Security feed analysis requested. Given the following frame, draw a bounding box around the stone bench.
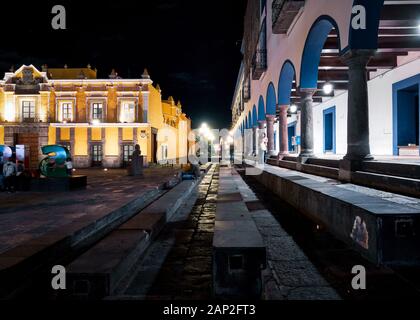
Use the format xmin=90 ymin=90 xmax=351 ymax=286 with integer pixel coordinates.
xmin=65 ymin=180 xmax=197 ymax=299
xmin=251 ymin=165 xmax=420 ymax=266
xmin=213 ymin=168 xmax=267 ymax=299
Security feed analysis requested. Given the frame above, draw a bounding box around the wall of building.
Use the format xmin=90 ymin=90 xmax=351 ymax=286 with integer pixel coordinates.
xmin=309 ymin=57 xmax=420 ymax=156
xmin=233 ymin=0 xmax=354 ymax=134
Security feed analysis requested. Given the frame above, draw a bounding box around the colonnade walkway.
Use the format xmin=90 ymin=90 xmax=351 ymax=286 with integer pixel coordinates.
xmin=244 ymin=159 xmax=420 ymax=267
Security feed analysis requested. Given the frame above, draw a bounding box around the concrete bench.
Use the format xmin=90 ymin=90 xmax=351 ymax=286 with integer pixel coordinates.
xmin=213 ymin=169 xmax=267 ymax=299
xmin=66 ymin=180 xmax=196 ymax=299
xmin=251 ymin=165 xmax=420 ymax=266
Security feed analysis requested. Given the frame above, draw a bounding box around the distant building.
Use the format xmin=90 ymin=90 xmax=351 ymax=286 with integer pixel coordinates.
xmin=0 ymin=64 xmax=191 ymax=168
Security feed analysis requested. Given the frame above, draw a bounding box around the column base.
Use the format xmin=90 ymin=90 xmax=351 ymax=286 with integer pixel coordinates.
xmin=298 ymin=153 xmax=315 ymax=164
xmin=339 ymin=154 xmax=374 ymax=182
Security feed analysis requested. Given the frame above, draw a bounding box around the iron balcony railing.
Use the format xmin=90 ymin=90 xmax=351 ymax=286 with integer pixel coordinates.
xmin=242 ymin=75 xmax=251 ymax=102
xmin=272 ymin=0 xmax=305 ymax=34
xmin=252 ymin=49 xmax=267 ymax=80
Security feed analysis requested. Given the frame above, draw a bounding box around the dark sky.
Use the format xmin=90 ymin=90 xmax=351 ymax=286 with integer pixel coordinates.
xmin=0 ymin=0 xmax=247 ymax=129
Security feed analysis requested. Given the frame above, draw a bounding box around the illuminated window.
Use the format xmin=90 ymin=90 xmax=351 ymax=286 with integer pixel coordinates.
xmin=92 ymin=103 xmax=103 ymax=120
xmin=121 ymin=102 xmax=135 ymax=123
xmin=92 ymin=144 xmax=103 ymax=164
xmin=62 ymin=103 xmax=72 ymax=122
xmin=123 ymin=145 xmax=134 ymax=162
xmin=22 ymin=101 xmax=35 ymax=120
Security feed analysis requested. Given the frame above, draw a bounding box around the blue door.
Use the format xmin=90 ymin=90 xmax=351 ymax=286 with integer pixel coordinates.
xmin=323 ymin=107 xmax=336 ymax=154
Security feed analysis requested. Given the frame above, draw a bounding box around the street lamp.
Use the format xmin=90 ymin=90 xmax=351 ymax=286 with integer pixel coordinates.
xmin=289 ymin=104 xmax=298 ymax=114
xmin=323 ymin=82 xmax=334 ymax=95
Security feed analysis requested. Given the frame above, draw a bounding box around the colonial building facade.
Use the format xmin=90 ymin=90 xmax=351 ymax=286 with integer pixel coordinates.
xmin=0 ymin=65 xmax=191 ymax=169
xmin=231 ymin=0 xmax=420 ymax=169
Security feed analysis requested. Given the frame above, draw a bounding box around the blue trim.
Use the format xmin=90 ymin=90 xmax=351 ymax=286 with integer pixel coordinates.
xmin=278 ymin=60 xmax=296 ymax=105
xmin=258 ymin=96 xmax=265 ymax=121
xmin=248 ymin=111 xmax=252 ymax=129
xmin=252 ymin=105 xmax=258 ymax=127
xmin=323 ymin=106 xmax=336 ymax=154
xmin=300 ymin=16 xmax=341 ymax=89
xmin=392 ymin=74 xmax=420 ymax=155
xmin=266 ymin=83 xmax=277 ymax=116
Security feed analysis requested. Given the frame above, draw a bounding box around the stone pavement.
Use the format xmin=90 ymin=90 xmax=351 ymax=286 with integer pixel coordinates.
xmin=0 ymin=167 xmax=180 ymax=255
xmin=115 ymin=165 xmax=218 ymax=300
xmin=224 ymin=166 xmax=341 ymax=300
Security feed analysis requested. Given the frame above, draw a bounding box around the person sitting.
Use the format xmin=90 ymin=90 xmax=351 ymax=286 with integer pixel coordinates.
xmin=3 ymin=157 xmax=16 ymax=193
xmin=65 ymin=158 xmax=73 ymax=176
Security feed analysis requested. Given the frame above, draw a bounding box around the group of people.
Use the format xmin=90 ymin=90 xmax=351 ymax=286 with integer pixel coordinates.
xmin=0 ymin=158 xmax=25 ymax=193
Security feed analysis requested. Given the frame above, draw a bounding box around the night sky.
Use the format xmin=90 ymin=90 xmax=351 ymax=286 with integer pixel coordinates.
xmin=0 ymin=0 xmax=247 ymax=129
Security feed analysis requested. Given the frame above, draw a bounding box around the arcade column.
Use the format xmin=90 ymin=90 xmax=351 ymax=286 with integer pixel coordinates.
xmin=278 ymin=105 xmax=289 ymax=157
xmin=298 ymin=89 xmax=317 ymax=161
xmin=339 ymin=49 xmax=375 ymax=181
xmin=266 ymin=115 xmax=276 ymax=156
xmin=252 ymin=125 xmax=258 ymax=155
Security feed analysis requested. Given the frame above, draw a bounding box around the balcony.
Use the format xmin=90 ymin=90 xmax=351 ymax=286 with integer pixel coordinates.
xmin=252 ymin=49 xmax=267 ymax=80
xmin=272 ymin=0 xmax=305 ymax=34
xmin=243 ymin=75 xmax=251 ymax=102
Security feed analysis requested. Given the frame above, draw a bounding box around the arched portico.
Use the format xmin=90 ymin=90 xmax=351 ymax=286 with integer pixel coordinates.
xmin=278 ymin=61 xmax=296 ymax=156
xmin=299 ymin=16 xmax=342 ymax=160
xmin=265 ymin=84 xmax=277 ymax=156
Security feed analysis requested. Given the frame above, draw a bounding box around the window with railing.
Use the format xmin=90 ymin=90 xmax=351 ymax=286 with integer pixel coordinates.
xmin=120 ymin=102 xmax=136 ymax=123
xmin=243 ymin=73 xmax=251 ymax=102
xmin=62 ymin=103 xmax=73 ymax=122
xmin=92 ymin=103 xmax=103 ymax=120
xmin=22 ymin=101 xmax=35 ymax=121
xmin=252 ymin=18 xmax=267 ymax=80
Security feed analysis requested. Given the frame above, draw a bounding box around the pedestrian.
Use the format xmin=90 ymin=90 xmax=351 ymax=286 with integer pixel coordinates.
xmin=65 ymin=157 xmax=73 ymax=176
xmin=259 ymin=133 xmax=268 ymax=164
xmin=3 ymin=157 xmax=17 ymax=193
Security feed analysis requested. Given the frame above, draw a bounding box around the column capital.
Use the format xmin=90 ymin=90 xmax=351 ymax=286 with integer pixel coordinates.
xmin=340 ymin=49 xmax=375 ymax=68
xmin=266 ymin=114 xmax=276 ymax=122
xmin=299 ymin=88 xmax=317 ymax=98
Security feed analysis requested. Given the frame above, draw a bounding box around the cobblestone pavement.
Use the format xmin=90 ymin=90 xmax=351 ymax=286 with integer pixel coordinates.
xmin=117 ymin=165 xmax=218 ymax=300
xmin=0 ymin=167 xmax=180 ymax=254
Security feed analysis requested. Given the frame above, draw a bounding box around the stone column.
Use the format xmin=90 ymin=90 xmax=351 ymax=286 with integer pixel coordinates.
xmin=342 ymin=49 xmax=374 ymax=162
xmin=278 ymin=105 xmax=289 ymax=157
xmin=339 ymin=49 xmax=375 ymax=181
xmin=299 ymin=89 xmax=317 ymax=161
xmin=252 ymin=125 xmax=258 ymax=155
xmin=266 ymin=115 xmax=276 ymax=156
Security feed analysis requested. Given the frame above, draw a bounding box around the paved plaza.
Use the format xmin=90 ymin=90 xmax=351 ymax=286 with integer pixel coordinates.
xmin=0 ymin=167 xmax=180 ymax=255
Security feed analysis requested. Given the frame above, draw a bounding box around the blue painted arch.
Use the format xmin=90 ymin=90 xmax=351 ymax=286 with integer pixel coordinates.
xmin=258 ymin=96 xmax=265 ymax=121
xmin=266 ymin=84 xmax=277 ymax=116
xmin=248 ymin=111 xmax=252 ymax=129
xmin=300 ymin=16 xmax=341 ymax=89
xmin=278 ymin=60 xmax=296 ymax=106
xmin=252 ymin=105 xmax=258 ymax=127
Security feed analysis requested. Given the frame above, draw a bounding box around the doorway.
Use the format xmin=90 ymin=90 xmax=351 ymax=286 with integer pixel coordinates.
xmin=393 ymin=77 xmax=420 ymax=156
xmin=288 ymin=122 xmax=296 ymax=153
xmin=91 ymin=144 xmax=103 ymax=167
xmin=323 ymin=106 xmax=336 ymax=154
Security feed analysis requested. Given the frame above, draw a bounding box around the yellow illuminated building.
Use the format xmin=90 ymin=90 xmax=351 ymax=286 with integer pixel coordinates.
xmin=0 ymin=65 xmax=192 ymax=168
